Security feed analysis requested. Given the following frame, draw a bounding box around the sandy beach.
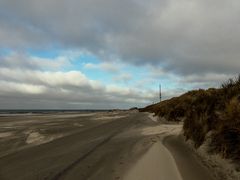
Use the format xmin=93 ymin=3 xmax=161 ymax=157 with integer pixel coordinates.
xmin=0 ymin=111 xmax=215 ymax=180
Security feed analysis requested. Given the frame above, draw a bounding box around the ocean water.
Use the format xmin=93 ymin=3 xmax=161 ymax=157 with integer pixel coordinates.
xmin=0 ymin=109 xmax=111 ymax=115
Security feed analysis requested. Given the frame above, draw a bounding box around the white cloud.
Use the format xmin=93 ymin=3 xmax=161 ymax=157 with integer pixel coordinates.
xmin=0 ymin=81 xmax=47 ymax=95
xmin=0 ymin=54 xmax=158 ymax=108
xmin=113 ymin=73 xmax=132 ymax=83
xmin=31 ymin=56 xmax=71 ymax=69
xmin=0 ymin=67 xmax=102 ymax=91
xmin=84 ymin=62 xmax=120 ymax=73
xmin=0 ymin=52 xmax=72 ymax=70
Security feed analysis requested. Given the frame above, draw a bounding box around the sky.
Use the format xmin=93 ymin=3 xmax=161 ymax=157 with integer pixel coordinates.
xmin=0 ymin=0 xmax=239 ymax=109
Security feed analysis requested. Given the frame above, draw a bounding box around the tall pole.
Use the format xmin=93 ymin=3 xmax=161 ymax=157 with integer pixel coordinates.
xmin=159 ymin=84 xmax=162 ymax=102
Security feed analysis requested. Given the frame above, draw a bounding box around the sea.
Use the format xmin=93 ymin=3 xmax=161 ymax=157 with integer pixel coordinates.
xmin=0 ymin=109 xmax=112 ymax=115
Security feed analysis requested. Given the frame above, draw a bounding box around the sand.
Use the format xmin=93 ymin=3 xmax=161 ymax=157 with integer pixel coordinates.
xmin=147 ymin=113 xmax=159 ymax=122
xmin=0 ymin=111 xmax=216 ymax=180
xmin=0 ymin=132 xmax=13 ymax=138
xmin=122 ymin=113 xmax=214 ymax=180
xmin=123 ymin=142 xmax=182 ymax=180
xmin=93 ymin=115 xmax=128 ymax=120
xmin=163 ymin=135 xmax=215 ymax=180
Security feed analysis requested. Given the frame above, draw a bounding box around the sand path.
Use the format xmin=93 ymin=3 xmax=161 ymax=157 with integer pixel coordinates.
xmin=123 ymin=141 xmax=182 ymax=180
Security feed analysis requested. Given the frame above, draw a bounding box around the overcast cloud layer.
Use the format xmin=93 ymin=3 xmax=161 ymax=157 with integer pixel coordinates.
xmin=0 ymin=0 xmax=239 ymax=109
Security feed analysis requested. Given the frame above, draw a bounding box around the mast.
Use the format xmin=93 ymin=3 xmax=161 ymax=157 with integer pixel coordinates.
xmin=159 ymin=84 xmax=162 ymax=102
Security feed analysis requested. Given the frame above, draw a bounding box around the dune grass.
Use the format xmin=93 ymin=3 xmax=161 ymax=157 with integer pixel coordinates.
xmin=141 ymin=75 xmax=240 ymax=160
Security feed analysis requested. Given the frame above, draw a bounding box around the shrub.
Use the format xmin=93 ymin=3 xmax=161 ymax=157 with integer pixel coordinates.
xmin=211 ymin=96 xmax=240 ymax=159
xmin=211 ymin=127 xmax=240 ymax=160
xmin=142 ymin=75 xmax=240 ymax=160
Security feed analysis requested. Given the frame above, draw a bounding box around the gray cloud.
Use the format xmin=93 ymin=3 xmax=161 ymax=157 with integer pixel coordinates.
xmin=1 ymin=0 xmax=239 ymax=75
xmin=0 ymin=0 xmax=239 ymax=109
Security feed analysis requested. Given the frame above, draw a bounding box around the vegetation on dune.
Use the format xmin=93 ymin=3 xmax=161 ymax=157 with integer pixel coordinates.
xmin=141 ymin=75 xmax=240 ymax=160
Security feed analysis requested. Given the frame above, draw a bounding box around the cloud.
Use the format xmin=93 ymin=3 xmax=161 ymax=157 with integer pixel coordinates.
xmin=0 ymin=0 xmax=239 ymax=76
xmin=0 ymin=0 xmax=239 ymax=108
xmin=84 ymin=61 xmax=133 ymax=84
xmin=177 ymin=73 xmax=235 ymax=89
xmin=0 ymin=81 xmax=47 ymax=95
xmin=0 ymin=52 xmax=71 ymax=70
xmin=84 ymin=62 xmax=120 ymax=73
xmin=0 ymin=66 xmax=104 ymax=93
xmin=0 ymin=54 xmax=157 ymax=109
xmin=113 ymin=73 xmax=132 ymax=83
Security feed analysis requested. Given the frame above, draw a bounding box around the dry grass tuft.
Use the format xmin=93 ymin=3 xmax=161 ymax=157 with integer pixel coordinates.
xmin=141 ymin=75 xmax=240 ymax=160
